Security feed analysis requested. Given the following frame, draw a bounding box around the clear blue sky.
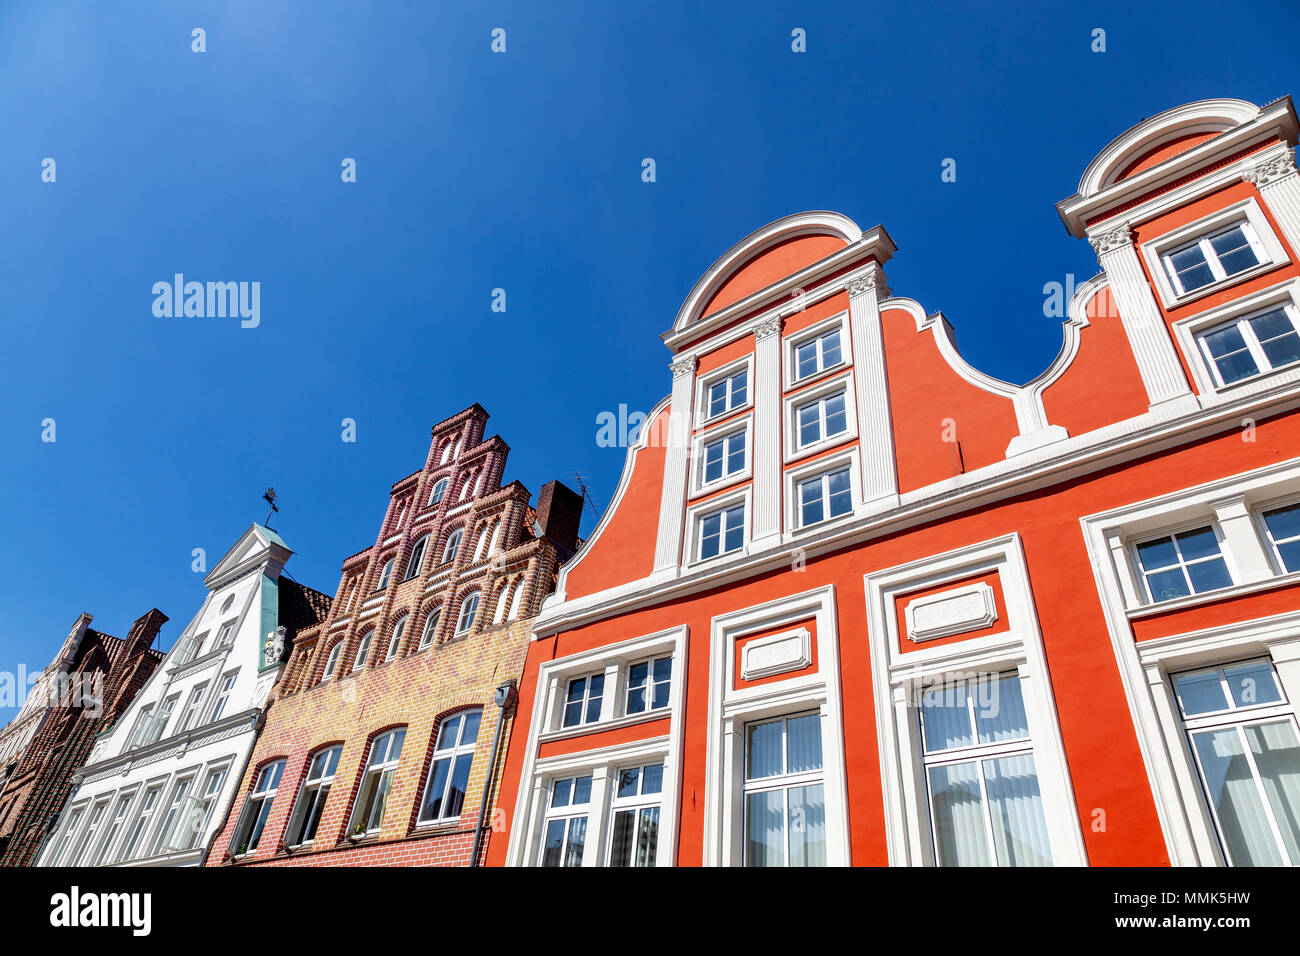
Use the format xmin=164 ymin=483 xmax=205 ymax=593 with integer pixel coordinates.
xmin=1 ymin=0 xmax=1296 ymax=721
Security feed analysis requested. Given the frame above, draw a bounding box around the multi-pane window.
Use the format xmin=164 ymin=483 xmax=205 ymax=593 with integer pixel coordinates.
xmin=140 ymin=694 xmax=179 ymax=747
xmin=625 ymin=657 xmax=671 ymax=715
xmin=702 ymin=430 xmax=746 ymax=484
xmin=352 ymin=632 xmax=372 ymax=671
xmin=1174 ymin=659 xmax=1300 ymax=866
xmin=429 ymin=478 xmax=449 ymax=505
xmin=455 ymin=592 xmax=480 ymax=635
xmin=563 ymin=674 xmax=605 ymax=728
xmin=127 ymin=705 xmax=155 ymax=749
xmin=1262 ymin=503 xmax=1300 ymax=573
xmin=377 ymin=559 xmax=395 ymax=590
xmin=419 ymin=608 xmax=441 ymax=649
xmin=385 ymin=616 xmax=407 ymax=661
xmin=794 ymin=328 xmax=843 ymax=381
xmin=1162 ymin=221 xmax=1264 ymax=295
xmin=699 ymin=503 xmax=745 ymax=560
xmin=176 ymin=683 xmax=208 ymax=734
xmin=539 ymin=775 xmax=592 ymax=867
xmin=234 ymin=760 xmax=286 ymax=854
xmin=920 ymin=671 xmax=1052 ymax=866
xmin=285 ymin=746 xmax=342 ymax=847
xmin=175 ymin=630 xmax=208 ymax=665
xmin=443 ymin=529 xmax=463 ymax=564
xmin=351 ymin=729 xmax=406 ymax=835
xmin=92 ymin=792 xmax=135 ymax=866
xmin=49 ymin=806 xmax=85 ymax=865
xmin=795 ymin=391 xmax=847 ymax=449
xmin=171 ymin=768 xmax=227 ymax=852
xmin=608 ymin=763 xmax=663 ymax=867
xmin=213 ymin=619 xmax=237 ymax=649
xmin=744 ymin=712 xmax=825 ymax=867
xmin=1135 ymin=526 xmax=1233 ymax=603
xmin=1197 ymin=304 xmax=1300 ymax=386
xmin=210 ymin=673 xmax=237 ymax=720
xmin=797 ymin=466 xmax=852 ymax=527
xmin=67 ymin=799 xmax=109 ymax=866
xmin=119 ymin=784 xmax=162 ymax=861
xmin=706 ymin=368 xmax=749 ymax=419
xmin=149 ymin=776 xmax=194 ymax=857
xmin=321 ymin=642 xmax=343 ymax=682
xmin=418 ymin=709 xmax=482 ymax=824
xmin=405 ymin=536 xmax=429 ymax=580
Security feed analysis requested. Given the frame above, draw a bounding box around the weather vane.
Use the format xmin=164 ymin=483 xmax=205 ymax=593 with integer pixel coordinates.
xmin=263 ymin=488 xmax=279 ymax=528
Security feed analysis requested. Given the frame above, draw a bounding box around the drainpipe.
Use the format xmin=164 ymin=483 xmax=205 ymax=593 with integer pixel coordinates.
xmin=471 ymin=680 xmax=516 ymax=867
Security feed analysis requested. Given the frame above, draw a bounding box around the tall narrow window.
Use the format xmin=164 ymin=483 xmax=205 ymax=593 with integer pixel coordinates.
xmin=350 ymin=729 xmax=406 ymax=835
xmin=176 ymin=683 xmax=208 ymax=734
xmin=385 ymin=616 xmax=407 ymax=661
xmin=1174 ymin=659 xmax=1300 ymax=866
xmin=1135 ymin=526 xmax=1233 ymax=603
xmin=797 ymin=466 xmax=852 ymax=527
xmin=210 ymin=673 xmax=237 ymax=719
xmin=142 ymin=694 xmax=180 ymax=746
xmin=171 ymin=767 xmax=227 ymax=852
xmin=455 ymin=592 xmax=480 ymax=635
xmin=795 ymin=391 xmax=847 ymax=449
xmin=67 ymin=799 xmax=109 ymax=866
xmin=176 ymin=630 xmax=208 ymax=666
xmin=609 ymin=763 xmax=663 ymax=867
xmin=377 ymin=559 xmax=395 ymax=590
xmin=743 ymin=712 xmax=826 ymax=867
xmin=321 ymin=642 xmax=343 ymax=682
xmin=793 ymin=328 xmax=843 ymax=381
xmin=419 ymin=608 xmax=442 ymax=649
xmin=127 ymin=705 xmax=156 ymax=750
xmin=430 ymin=478 xmax=449 ymax=504
xmin=49 ymin=806 xmax=85 ymax=865
xmin=706 ymin=368 xmax=748 ymax=419
xmin=149 ymin=776 xmax=194 ymax=857
xmin=539 ymin=775 xmax=591 ymax=867
xmin=233 ymin=760 xmax=286 ymax=855
xmin=405 ymin=536 xmax=429 ymax=580
xmin=213 ymin=619 xmax=237 ymax=649
xmin=698 ymin=503 xmax=745 ymax=560
xmin=443 ymin=529 xmax=463 ymax=564
xmin=920 ymin=671 xmax=1052 ymax=867
xmin=563 ymin=673 xmax=604 ymax=728
xmin=625 ymin=657 xmax=671 ymax=715
xmin=93 ymin=792 xmax=135 ymax=866
xmin=352 ymin=632 xmax=372 ymax=671
xmin=119 ymin=784 xmax=162 ymax=861
xmin=285 ymin=746 xmax=342 ymax=847
xmin=418 ymin=709 xmax=482 ymax=825
xmin=1262 ymin=503 xmax=1300 ymax=573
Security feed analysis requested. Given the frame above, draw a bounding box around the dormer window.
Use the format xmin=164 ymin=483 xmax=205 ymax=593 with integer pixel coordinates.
xmin=430 ymin=478 xmax=449 ymax=505
xmin=1196 ymin=303 xmax=1300 ymax=387
xmin=1163 ymin=221 xmax=1263 ymax=295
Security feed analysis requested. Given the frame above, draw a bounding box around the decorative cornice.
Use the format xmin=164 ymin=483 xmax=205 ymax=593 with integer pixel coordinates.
xmin=1089 ymin=222 xmax=1134 ymax=256
xmin=670 ymin=355 xmax=698 ymax=379
xmin=1245 ymin=152 xmax=1298 ymax=187
xmin=753 ymin=316 xmax=783 ymax=342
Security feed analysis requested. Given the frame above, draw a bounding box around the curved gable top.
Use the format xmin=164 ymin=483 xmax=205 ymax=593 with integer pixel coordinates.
xmin=1077 ymin=98 xmax=1262 ymax=197
xmin=671 ymin=211 xmax=866 ymax=336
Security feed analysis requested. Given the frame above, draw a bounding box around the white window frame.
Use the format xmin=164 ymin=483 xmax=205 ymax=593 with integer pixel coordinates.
xmin=376 ymin=558 xmax=395 ymax=590
xmin=405 ymin=535 xmax=429 ymax=580
xmin=685 ymin=487 xmax=751 ymax=567
xmin=285 ymin=745 xmax=342 ymax=848
xmin=561 ymin=672 xmax=606 ymax=729
xmin=536 ymin=773 xmax=594 ymax=867
xmin=694 ymin=354 xmax=754 ymax=427
xmin=119 ymin=781 xmax=165 ymax=862
xmin=624 ymin=656 xmax=672 ymax=717
xmin=1130 ymin=522 xmax=1237 ymax=605
xmin=321 ymin=641 xmax=343 ymax=682
xmin=782 ymin=369 xmax=859 ymax=462
xmin=349 ymin=729 xmax=406 ymax=836
xmin=783 ymin=312 xmax=851 ymax=389
xmin=454 ymin=591 xmax=481 ymax=636
xmin=1142 ymin=198 xmax=1289 ymax=308
xmin=443 ymin=528 xmax=463 ymax=565
xmin=385 ymin=615 xmax=407 ymax=661
xmin=1195 ymin=301 xmax=1300 ymax=388
xmin=233 ymin=759 xmax=286 ymax=855
xmin=740 ymin=711 xmax=827 ymax=867
xmin=352 ymin=631 xmax=372 ymax=671
xmin=92 ymin=787 xmax=140 ymax=866
xmin=1256 ymin=496 xmax=1300 ymax=575
xmin=605 ymin=761 xmax=665 ymax=867
xmin=176 ymin=682 xmax=208 ymax=734
xmin=169 ymin=764 xmax=230 ymax=853
xmin=689 ymin=413 xmax=753 ymax=497
xmin=416 ymin=709 xmax=483 ymax=826
xmin=784 ymin=447 xmax=864 ymax=534
xmin=1171 ymin=280 xmax=1300 ymax=396
xmin=149 ymin=772 xmax=196 ymax=857
xmin=67 ymin=797 xmax=111 ymax=866
xmin=863 ymin=534 xmax=1088 ymax=867
xmin=212 ymin=618 xmax=237 ymax=650
xmin=703 ymin=586 xmax=850 ymax=866
xmin=419 ymin=607 xmax=442 ymax=649
xmin=429 ymin=477 xmax=449 ymax=505
xmin=208 ymin=671 xmax=238 ymax=721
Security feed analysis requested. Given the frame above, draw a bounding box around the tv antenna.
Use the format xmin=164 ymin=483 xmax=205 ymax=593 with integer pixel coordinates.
xmin=572 ymin=472 xmax=602 ymax=521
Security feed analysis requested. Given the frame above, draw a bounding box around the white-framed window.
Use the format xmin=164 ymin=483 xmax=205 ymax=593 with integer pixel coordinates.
xmin=1173 ymin=658 xmax=1300 ymax=866
xmin=698 ymin=360 xmax=751 ymax=425
xmin=175 ymin=630 xmax=208 ymax=666
xmin=67 ymin=798 xmax=110 ymax=866
xmin=170 ymin=766 xmax=228 ymax=852
xmin=429 ymin=477 xmax=449 ymax=505
xmin=697 ymin=501 xmax=746 ymax=561
xmin=119 ymin=783 xmax=163 ymax=861
xmin=377 ymin=558 xmax=395 ymax=590
xmin=92 ymin=790 xmax=137 ymax=866
xmin=455 ymin=591 xmax=480 ymax=635
xmin=213 ymin=619 xmax=237 ymax=649
xmin=149 ymin=775 xmax=195 ymax=857
xmin=140 ymin=694 xmax=179 ymax=747
xmin=210 ymin=672 xmax=237 ymax=720
xmin=702 ymin=429 xmax=746 ymax=485
xmin=417 ymin=709 xmax=482 ymax=825
xmin=562 ymin=673 xmax=605 ymax=728
xmin=919 ymin=671 xmax=1053 ymax=866
xmin=285 ymin=746 xmax=342 ymax=847
xmin=742 ymin=712 xmax=826 ymax=867
xmin=233 ymin=760 xmax=286 ymax=855
xmin=1134 ymin=525 xmax=1233 ymax=603
xmin=1261 ymin=502 xmax=1300 ymax=573
xmin=796 ymin=465 xmax=852 ymax=527
xmin=539 ymin=774 xmax=592 ymax=867
xmin=352 ymin=632 xmax=373 ymax=671
xmin=127 ymin=705 xmax=155 ymax=749
xmin=419 ymin=607 xmax=441 ymax=649
xmin=443 ymin=528 xmax=463 ymax=564
xmin=385 ymin=615 xmax=407 ymax=661
xmin=349 ymin=728 xmax=406 ymax=835
xmin=789 ymin=322 xmax=846 ymax=384
xmin=1196 ymin=301 xmax=1300 ymax=388
xmin=176 ymin=683 xmax=208 ymax=734
xmin=625 ymin=657 xmax=671 ymax=715
xmin=405 ymin=535 xmax=429 ymax=580
xmin=321 ymin=642 xmax=343 ymax=682
xmin=608 ymin=763 xmax=663 ymax=867
xmin=794 ymin=389 xmax=847 ymax=450
xmin=49 ymin=805 xmax=86 ymax=865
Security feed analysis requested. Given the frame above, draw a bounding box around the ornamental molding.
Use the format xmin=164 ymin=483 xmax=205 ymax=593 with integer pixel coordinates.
xmin=753 ymin=316 xmax=783 ymax=341
xmin=1089 ymin=222 xmax=1135 ymax=256
xmin=670 ymin=355 xmax=698 ymax=379
xmin=1245 ymin=153 xmax=1298 ymax=187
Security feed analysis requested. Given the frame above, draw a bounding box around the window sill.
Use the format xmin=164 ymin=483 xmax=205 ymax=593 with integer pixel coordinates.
xmin=1127 ymin=569 xmax=1300 ymax=619
xmin=1164 ymin=260 xmax=1286 ymax=311
xmin=786 ymin=360 xmax=850 ymax=395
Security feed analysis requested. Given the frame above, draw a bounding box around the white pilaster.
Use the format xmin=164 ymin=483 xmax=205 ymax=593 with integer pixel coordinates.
xmin=1246 ymin=153 xmax=1300 ymax=257
xmin=846 ymin=266 xmax=899 ymax=508
xmin=1090 ymin=223 xmax=1193 ymax=410
xmin=652 ymin=355 xmax=698 ymax=573
xmin=1209 ymin=494 xmax=1274 ymax=584
xmin=751 ymin=316 xmax=784 ymax=547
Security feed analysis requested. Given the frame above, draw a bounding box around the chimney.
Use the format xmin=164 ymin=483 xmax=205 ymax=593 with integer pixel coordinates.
xmin=535 ymin=480 xmax=583 ymax=552
xmin=104 ymin=608 xmax=169 ymax=718
xmin=124 ymin=609 xmax=169 ymax=656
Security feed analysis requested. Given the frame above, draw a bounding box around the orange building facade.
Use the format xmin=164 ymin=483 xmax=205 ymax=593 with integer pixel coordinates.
xmin=490 ymin=97 xmax=1300 ymax=867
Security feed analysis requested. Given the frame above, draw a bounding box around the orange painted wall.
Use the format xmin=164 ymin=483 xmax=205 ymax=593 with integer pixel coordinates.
xmin=1116 ymin=131 xmax=1218 ymax=181
xmin=893 ymin=570 xmax=1009 ymax=654
xmin=701 ymin=234 xmax=848 ymax=317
